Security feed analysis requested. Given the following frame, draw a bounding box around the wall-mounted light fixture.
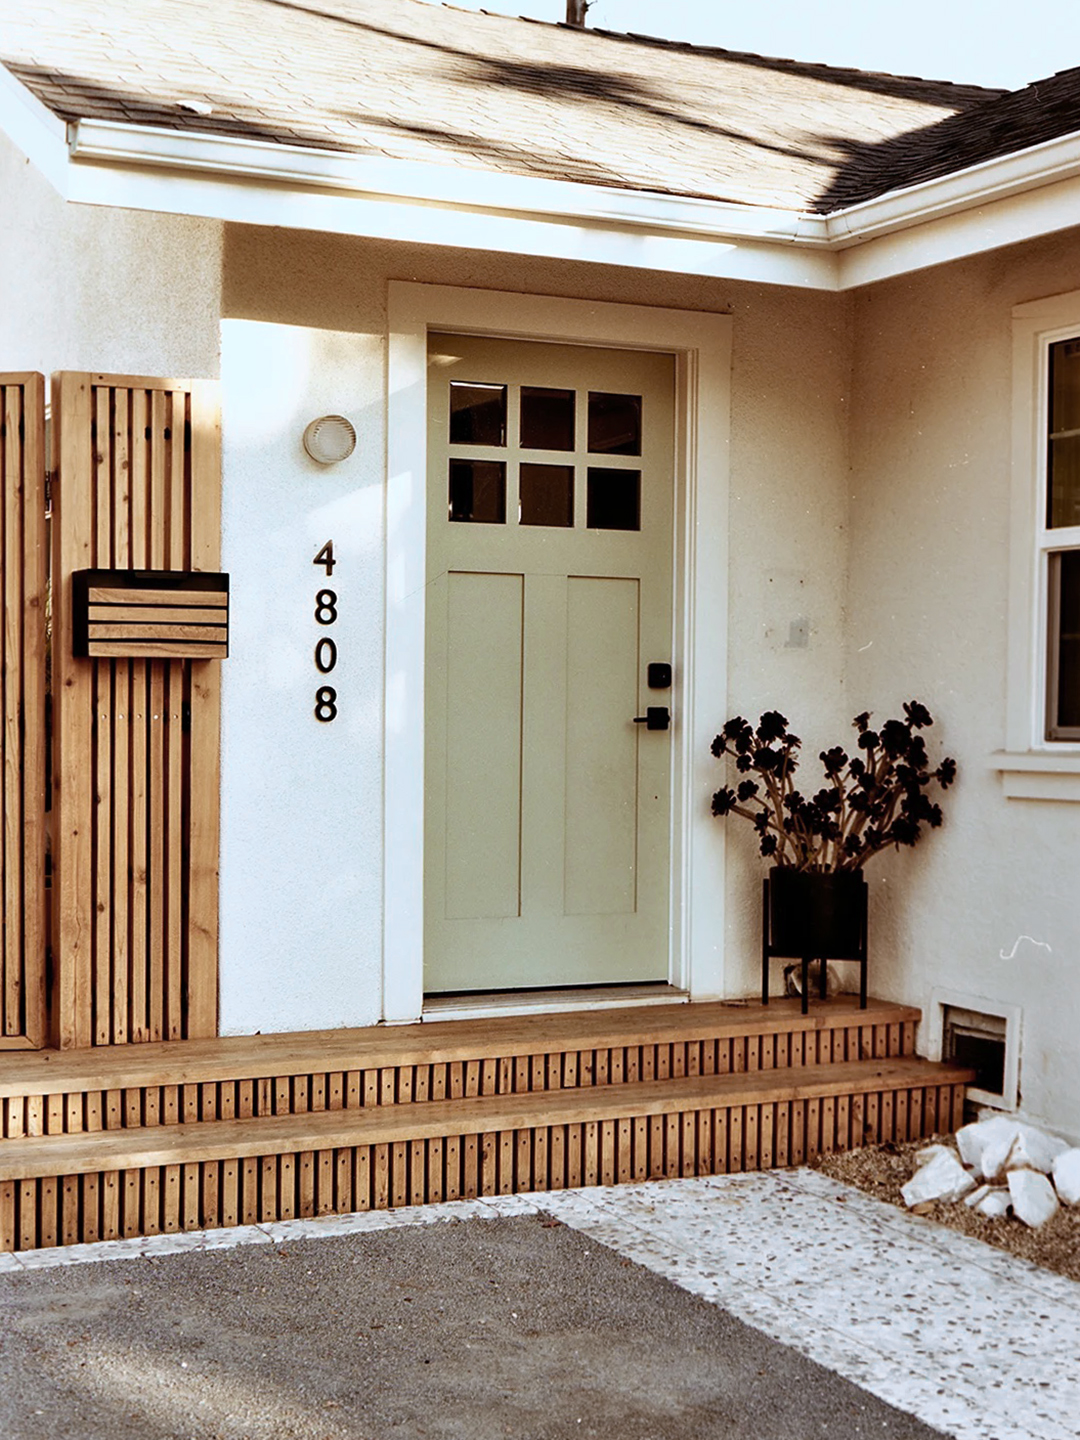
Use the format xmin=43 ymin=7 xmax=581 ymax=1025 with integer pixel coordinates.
xmin=302 ymin=415 xmax=357 ymax=465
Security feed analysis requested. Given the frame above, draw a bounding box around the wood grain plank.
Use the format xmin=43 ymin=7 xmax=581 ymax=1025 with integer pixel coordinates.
xmin=185 ymin=380 xmax=222 ymax=1039
xmin=53 ymin=374 xmax=96 ymax=1047
xmin=0 ymin=1000 xmax=928 ymax=1096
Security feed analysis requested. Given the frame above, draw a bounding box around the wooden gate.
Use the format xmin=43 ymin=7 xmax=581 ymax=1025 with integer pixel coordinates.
xmin=0 ymin=374 xmax=48 ymax=1050
xmin=52 ymin=373 xmax=221 ymax=1048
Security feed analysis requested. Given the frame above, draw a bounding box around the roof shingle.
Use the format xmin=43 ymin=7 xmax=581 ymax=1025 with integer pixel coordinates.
xmin=2 ymin=0 xmax=1061 ymax=213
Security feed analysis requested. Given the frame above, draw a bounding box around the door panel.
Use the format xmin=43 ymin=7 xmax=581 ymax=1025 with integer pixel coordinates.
xmin=564 ymin=576 xmax=639 ymax=917
xmin=444 ymin=571 xmax=523 ymax=921
xmin=425 ymin=334 xmax=674 ymax=993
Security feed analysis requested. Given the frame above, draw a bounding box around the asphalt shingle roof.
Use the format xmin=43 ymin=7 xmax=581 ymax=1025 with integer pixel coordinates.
xmin=1 ymin=0 xmax=1073 ymax=215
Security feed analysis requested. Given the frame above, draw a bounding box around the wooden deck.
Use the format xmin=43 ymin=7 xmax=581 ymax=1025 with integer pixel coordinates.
xmin=0 ymin=997 xmax=973 ymax=1252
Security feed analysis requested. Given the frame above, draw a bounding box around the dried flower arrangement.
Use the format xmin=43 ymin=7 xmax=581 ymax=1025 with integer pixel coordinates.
xmin=710 ymin=702 xmax=957 ymax=872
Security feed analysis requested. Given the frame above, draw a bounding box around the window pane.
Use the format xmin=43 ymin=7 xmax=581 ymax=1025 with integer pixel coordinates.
xmin=520 ymin=463 xmax=573 ymax=527
xmin=520 ymin=387 xmax=575 ymax=451
xmin=1048 ymin=435 xmax=1080 ymax=528
xmin=587 ymin=468 xmax=640 ymax=530
xmin=1050 ymin=338 xmax=1080 ymax=434
xmin=588 ymin=392 xmax=641 ymax=455
xmin=449 ymin=382 xmax=506 ymax=446
xmin=449 ymin=459 xmax=506 ymax=523
xmin=1048 ymin=340 xmax=1080 ymax=528
xmin=1049 ymin=549 xmax=1080 ymax=735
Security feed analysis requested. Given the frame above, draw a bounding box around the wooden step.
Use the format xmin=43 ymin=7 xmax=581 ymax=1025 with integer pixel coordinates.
xmin=0 ymin=998 xmax=919 ymax=1098
xmin=0 ymin=1055 xmax=973 ymax=1251
xmin=0 ymin=1059 xmax=973 ymax=1181
xmin=0 ymin=999 xmax=921 ymax=1157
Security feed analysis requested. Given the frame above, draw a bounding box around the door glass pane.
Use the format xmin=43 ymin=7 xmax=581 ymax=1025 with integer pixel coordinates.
xmin=588 ymin=392 xmax=641 ymax=455
xmin=449 ymin=459 xmax=506 ymax=523
xmin=520 ymin=387 xmax=575 ymax=450
xmin=450 ymin=382 xmax=506 ymax=445
xmin=520 ymin=463 xmax=573 ymax=527
xmin=587 ymin=468 xmax=640 ymax=530
xmin=1048 ymin=340 xmax=1080 ymax=528
xmin=1049 ymin=549 xmax=1080 ymax=734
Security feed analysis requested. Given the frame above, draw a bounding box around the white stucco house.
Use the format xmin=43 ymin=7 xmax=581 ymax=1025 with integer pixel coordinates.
xmin=2 ymin=0 xmax=1080 ymax=1168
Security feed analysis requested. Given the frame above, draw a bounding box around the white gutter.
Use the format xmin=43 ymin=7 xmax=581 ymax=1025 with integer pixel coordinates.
xmin=67 ymin=118 xmax=832 ymax=248
xmin=65 ymin=112 xmax=1080 ymax=257
xmin=827 ymin=129 xmax=1080 ymax=245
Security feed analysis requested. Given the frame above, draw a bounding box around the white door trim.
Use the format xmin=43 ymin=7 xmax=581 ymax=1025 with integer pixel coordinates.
xmin=384 ymin=282 xmax=732 ymax=1023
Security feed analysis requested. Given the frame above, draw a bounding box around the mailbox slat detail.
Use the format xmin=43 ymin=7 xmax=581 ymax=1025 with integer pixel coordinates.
xmin=73 ymin=570 xmax=229 ymax=659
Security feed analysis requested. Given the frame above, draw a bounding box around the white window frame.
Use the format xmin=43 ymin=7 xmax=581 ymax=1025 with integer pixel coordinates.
xmin=995 ymin=291 xmax=1080 ymax=800
xmin=383 ymin=283 xmax=732 ymax=1022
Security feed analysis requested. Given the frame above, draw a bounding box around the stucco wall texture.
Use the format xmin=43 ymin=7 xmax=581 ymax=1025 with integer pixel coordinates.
xmin=847 ymin=233 xmax=1080 ymax=1140
xmin=0 ymin=129 xmax=222 ymax=377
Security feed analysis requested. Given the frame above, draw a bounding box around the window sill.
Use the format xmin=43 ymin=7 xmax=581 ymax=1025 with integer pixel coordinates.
xmin=990 ymin=750 xmax=1080 ymax=801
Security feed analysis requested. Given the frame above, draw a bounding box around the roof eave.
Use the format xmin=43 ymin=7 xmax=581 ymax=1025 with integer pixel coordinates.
xmin=6 ymin=62 xmax=1080 ymax=292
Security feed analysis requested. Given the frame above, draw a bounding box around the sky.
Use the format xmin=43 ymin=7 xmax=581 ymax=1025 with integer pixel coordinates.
xmin=445 ymin=0 xmax=1080 ymax=90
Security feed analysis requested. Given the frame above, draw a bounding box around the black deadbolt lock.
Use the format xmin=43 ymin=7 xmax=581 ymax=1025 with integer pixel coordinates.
xmin=647 ymin=662 xmax=672 ymax=689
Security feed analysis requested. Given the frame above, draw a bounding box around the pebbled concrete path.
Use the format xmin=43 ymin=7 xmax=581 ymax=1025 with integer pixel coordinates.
xmin=1 ymin=1169 xmax=1076 ymax=1439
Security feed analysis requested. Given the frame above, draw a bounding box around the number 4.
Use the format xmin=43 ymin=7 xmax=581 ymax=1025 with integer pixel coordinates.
xmin=313 ymin=540 xmax=336 ymax=576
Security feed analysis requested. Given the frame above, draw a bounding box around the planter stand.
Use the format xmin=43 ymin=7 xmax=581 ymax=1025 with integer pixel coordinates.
xmin=761 ymin=874 xmax=868 ymax=1015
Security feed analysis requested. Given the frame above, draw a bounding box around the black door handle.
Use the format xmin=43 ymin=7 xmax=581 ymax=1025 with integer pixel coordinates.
xmin=633 ymin=707 xmax=670 ymax=731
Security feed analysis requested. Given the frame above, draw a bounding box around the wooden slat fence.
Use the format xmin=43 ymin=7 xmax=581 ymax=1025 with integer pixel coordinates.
xmin=52 ymin=373 xmax=221 ymax=1048
xmin=0 ymin=373 xmax=48 ymax=1049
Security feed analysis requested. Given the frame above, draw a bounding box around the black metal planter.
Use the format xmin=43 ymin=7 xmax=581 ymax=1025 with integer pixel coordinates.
xmin=761 ymin=867 xmax=868 ymax=1014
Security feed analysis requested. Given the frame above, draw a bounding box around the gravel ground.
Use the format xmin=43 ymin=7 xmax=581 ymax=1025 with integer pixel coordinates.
xmin=814 ymin=1138 xmax=1080 ymax=1282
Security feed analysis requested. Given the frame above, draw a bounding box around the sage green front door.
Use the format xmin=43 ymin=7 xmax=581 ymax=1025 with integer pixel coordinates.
xmin=424 ymin=332 xmax=675 ymax=993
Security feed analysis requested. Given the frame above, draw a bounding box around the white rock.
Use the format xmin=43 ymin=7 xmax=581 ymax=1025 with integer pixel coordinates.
xmin=980 ymin=1132 xmax=1017 ymax=1181
xmin=901 ymin=1151 xmax=977 ymax=1207
xmin=963 ymin=1183 xmax=991 ymax=1208
xmin=1007 ymin=1169 xmax=1059 ymax=1227
xmin=957 ymin=1115 xmax=1017 ymax=1171
xmin=970 ymin=1119 xmax=1067 ymax=1180
xmin=1005 ymin=1126 xmax=1068 ymax=1175
xmin=916 ymin=1143 xmax=954 ymax=1166
xmin=1052 ymin=1148 xmax=1080 ymax=1206
xmin=975 ymin=1188 xmax=1012 ymax=1220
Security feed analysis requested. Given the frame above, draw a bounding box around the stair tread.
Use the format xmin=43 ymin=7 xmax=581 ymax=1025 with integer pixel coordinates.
xmin=0 ymin=1058 xmax=973 ymax=1180
xmin=0 ymin=998 xmax=920 ymax=1098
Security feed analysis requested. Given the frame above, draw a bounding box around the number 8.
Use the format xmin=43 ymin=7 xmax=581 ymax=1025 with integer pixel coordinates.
xmin=315 ymin=686 xmax=337 ymax=723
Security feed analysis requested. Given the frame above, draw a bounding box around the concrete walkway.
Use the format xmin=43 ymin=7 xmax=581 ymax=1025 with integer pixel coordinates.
xmin=0 ymin=1169 xmax=1075 ymax=1439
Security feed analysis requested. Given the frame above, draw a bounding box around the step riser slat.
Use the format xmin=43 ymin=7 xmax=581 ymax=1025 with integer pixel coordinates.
xmin=0 ymin=1082 xmax=968 ymax=1252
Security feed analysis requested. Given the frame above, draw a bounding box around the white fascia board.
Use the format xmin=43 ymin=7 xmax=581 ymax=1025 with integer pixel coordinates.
xmin=61 ymin=135 xmax=840 ymax=291
xmin=829 ymin=130 xmax=1080 ymax=246
xmin=836 ymin=169 xmax=1080 ymax=289
xmin=0 ymin=63 xmax=70 ymax=194
xmin=70 ymin=118 xmax=831 ymax=247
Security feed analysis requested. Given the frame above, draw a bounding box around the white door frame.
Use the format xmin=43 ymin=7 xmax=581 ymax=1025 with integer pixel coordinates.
xmin=384 ymin=282 xmax=731 ymax=1023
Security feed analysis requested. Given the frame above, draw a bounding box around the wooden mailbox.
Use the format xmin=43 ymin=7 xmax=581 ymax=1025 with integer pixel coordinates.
xmin=72 ymin=569 xmax=230 ymax=659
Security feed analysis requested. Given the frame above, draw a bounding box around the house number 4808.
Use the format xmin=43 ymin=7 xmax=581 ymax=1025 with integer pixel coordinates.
xmin=313 ymin=540 xmax=337 ymax=722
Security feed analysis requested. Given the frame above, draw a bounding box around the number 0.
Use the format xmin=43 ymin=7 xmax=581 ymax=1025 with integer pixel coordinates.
xmin=314 ymin=637 xmax=337 ymax=674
